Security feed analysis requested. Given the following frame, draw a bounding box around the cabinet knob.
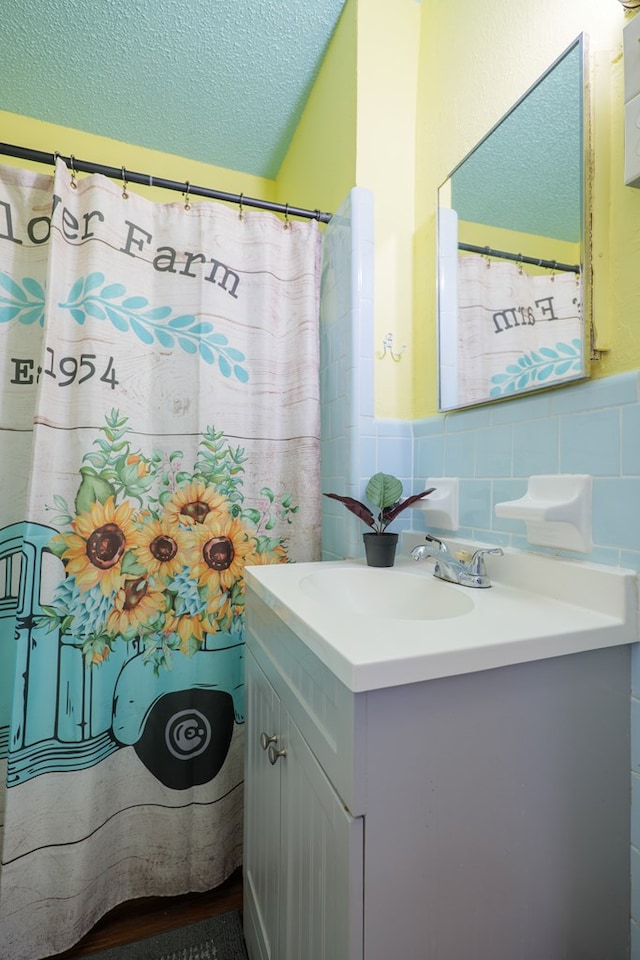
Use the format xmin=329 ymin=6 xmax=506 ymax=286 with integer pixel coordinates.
xmin=268 ymin=743 xmax=287 ymax=765
xmin=260 ymin=732 xmax=278 ymax=751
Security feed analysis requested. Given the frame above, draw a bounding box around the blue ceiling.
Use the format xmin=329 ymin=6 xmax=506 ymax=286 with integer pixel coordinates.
xmin=2 ymin=0 xmax=347 ymax=178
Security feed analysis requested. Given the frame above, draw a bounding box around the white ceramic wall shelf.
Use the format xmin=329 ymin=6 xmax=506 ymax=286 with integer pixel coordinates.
xmin=417 ymin=477 xmax=459 ymax=531
xmin=494 ymin=474 xmax=592 ymax=553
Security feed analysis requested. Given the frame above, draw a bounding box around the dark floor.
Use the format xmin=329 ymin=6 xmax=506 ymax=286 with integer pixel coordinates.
xmin=48 ymin=867 xmax=243 ymax=958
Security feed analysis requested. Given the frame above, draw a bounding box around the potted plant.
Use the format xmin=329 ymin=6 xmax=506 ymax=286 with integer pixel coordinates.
xmin=324 ymin=473 xmax=435 ymax=567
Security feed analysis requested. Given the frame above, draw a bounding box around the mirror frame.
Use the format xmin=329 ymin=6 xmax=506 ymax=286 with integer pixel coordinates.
xmin=436 ymin=34 xmax=592 ymax=412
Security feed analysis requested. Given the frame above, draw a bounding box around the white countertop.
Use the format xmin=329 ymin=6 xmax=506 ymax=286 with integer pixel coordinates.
xmin=245 ymin=545 xmax=638 ymax=693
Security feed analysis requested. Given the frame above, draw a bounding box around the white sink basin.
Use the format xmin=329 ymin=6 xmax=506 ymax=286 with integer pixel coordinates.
xmin=299 ymin=566 xmax=474 ymax=620
xmin=245 ymin=547 xmax=637 ymax=692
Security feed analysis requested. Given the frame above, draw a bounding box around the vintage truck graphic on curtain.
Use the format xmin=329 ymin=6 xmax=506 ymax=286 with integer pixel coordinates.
xmin=0 ymin=414 xmax=297 ymax=790
xmin=0 ymin=519 xmax=243 ymax=790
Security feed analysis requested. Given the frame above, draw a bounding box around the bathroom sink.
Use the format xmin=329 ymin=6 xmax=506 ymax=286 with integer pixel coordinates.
xmin=245 ymin=547 xmax=637 ymax=693
xmin=299 ymin=566 xmax=474 ymax=620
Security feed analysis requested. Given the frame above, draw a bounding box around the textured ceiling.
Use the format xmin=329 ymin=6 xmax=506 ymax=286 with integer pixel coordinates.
xmin=2 ymin=0 xmax=347 ymax=178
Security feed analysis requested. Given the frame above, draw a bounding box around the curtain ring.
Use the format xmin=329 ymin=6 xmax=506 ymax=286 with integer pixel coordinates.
xmin=121 ymin=166 xmax=129 ymax=200
xmin=69 ymin=155 xmax=77 ymax=189
xmin=283 ymin=203 xmax=290 ymax=229
xmin=183 ymin=180 xmax=191 ymax=210
xmin=238 ymin=193 xmax=244 ymax=220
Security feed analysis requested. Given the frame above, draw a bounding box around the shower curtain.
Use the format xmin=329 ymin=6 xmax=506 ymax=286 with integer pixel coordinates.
xmin=0 ymin=159 xmax=321 ymax=959
xmin=455 ymin=254 xmax=583 ymax=407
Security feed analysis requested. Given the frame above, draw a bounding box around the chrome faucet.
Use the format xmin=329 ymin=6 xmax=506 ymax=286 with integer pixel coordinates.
xmin=411 ymin=535 xmax=503 ymax=588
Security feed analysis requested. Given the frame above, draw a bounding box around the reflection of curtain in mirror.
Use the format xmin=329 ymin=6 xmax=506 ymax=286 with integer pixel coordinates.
xmin=455 ymin=255 xmax=582 ymax=407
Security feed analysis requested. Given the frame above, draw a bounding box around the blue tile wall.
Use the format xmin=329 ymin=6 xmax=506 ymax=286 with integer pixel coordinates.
xmin=410 ymin=371 xmax=640 ymax=566
xmin=321 ymin=188 xmax=420 ymax=560
xmin=320 ymin=187 xmax=377 ymax=561
xmin=624 ymin=405 xmax=640 ymax=476
xmin=560 ymin=408 xmax=620 ymax=475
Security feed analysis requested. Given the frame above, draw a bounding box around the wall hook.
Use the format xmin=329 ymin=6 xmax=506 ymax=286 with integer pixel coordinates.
xmin=378 ymin=332 xmax=406 ymax=362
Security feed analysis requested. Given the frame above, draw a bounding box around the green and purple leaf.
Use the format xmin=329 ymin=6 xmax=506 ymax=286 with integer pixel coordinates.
xmin=323 ymin=493 xmax=376 ymax=530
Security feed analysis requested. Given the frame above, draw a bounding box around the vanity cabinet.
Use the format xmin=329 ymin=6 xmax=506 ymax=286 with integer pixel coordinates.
xmin=244 ymin=584 xmax=631 ymax=960
xmin=243 ymin=640 xmax=364 ymax=960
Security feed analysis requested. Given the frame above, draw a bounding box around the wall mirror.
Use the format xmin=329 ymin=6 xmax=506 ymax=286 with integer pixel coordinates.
xmin=437 ymin=36 xmax=590 ymax=412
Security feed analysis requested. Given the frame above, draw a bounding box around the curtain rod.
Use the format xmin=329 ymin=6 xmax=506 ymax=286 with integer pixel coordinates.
xmin=458 ymin=241 xmax=580 ymax=275
xmin=0 ymin=141 xmax=333 ymax=224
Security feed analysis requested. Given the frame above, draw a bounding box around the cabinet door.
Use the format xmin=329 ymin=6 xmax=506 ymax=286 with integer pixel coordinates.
xmin=244 ymin=649 xmax=281 ymax=960
xmin=279 ymin=711 xmax=364 ymax=960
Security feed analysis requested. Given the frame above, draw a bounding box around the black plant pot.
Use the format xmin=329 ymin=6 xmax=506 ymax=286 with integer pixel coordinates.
xmin=363 ymin=532 xmax=399 ymax=568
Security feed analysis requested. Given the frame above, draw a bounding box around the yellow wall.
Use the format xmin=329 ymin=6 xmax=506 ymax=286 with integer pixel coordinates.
xmin=414 ymin=0 xmax=637 ymax=418
xmin=276 ymin=1 xmax=357 ymax=217
xmin=356 ymin=0 xmax=421 ymax=420
xmin=0 ymin=110 xmax=275 ymax=206
xmin=279 ymin=0 xmax=423 ymax=421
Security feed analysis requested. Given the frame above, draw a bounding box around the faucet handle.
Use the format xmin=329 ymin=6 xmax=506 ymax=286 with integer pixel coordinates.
xmin=424 ymin=533 xmax=448 ymax=554
xmin=467 ymin=547 xmax=504 ymax=575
